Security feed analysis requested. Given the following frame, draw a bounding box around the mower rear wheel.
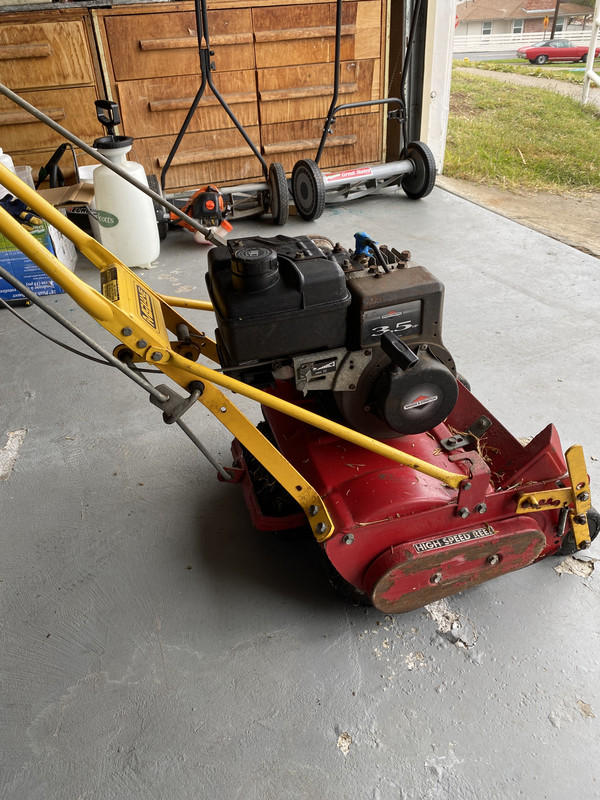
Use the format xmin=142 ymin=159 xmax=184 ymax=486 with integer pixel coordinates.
xmin=146 ymin=174 xmax=169 ymax=240
xmin=268 ymin=162 xmax=289 ymax=226
xmin=559 ymin=507 xmax=600 ymax=555
xmin=323 ymin=555 xmax=371 ymax=607
xmin=291 ymin=159 xmax=326 ymax=221
xmin=401 ymin=141 xmax=436 ymax=200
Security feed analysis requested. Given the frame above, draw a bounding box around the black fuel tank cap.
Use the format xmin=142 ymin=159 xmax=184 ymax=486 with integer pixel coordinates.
xmin=231 ymin=245 xmax=279 ymax=293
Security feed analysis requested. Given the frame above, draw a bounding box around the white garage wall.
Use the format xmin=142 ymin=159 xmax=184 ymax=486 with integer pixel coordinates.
xmin=420 ymin=0 xmax=457 ymax=171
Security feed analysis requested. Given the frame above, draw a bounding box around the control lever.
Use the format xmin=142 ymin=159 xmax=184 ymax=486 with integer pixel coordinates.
xmin=381 ymin=331 xmax=419 ymax=371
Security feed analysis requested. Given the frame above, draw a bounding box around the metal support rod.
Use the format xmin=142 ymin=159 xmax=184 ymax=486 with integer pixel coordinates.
xmin=316 ymin=0 xmax=343 ymax=165
xmin=400 ymin=0 xmax=424 ymax=157
xmin=0 ymin=82 xmax=225 ymax=246
xmin=175 ymin=418 xmax=231 ymax=481
xmin=316 ymin=0 xmax=417 ymax=163
xmin=161 ymin=0 xmax=268 ymax=187
xmin=160 ymin=79 xmax=207 ymax=192
xmin=197 ymin=0 xmax=268 ymax=179
xmin=158 ymin=295 xmax=214 ymax=311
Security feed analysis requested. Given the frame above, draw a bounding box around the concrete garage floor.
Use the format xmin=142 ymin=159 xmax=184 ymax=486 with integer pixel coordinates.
xmin=1 ymin=187 xmax=599 ymax=799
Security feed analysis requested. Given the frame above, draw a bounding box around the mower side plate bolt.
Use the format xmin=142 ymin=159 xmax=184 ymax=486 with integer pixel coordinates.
xmin=575 ymin=514 xmax=587 ymax=525
xmin=578 ymin=492 xmax=590 ymax=502
xmin=487 ymin=554 xmax=500 ymax=566
xmin=475 ymin=503 xmax=487 ymax=514
xmin=447 ymin=437 xmax=457 ymax=445
xmin=342 ymin=534 xmax=354 ymax=545
xmin=309 ymin=505 xmax=319 ymax=516
xmin=430 ymin=572 xmax=442 ymax=584
xmin=121 ymin=327 xmax=133 ymax=337
xmin=458 ymin=507 xmax=470 ymax=519
xmin=151 ymin=352 xmax=163 ymax=362
xmin=462 ymin=482 xmax=471 ymax=491
xmin=316 ymin=522 xmax=328 ymax=535
xmin=137 ymin=339 xmax=148 ymax=349
xmin=579 ymin=540 xmax=591 ymax=550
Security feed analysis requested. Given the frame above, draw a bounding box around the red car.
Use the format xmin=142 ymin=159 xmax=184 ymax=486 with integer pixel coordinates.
xmin=517 ymin=39 xmax=600 ymax=65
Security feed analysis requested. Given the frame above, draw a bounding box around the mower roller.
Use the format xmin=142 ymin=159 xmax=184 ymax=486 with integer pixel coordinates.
xmin=0 ymin=164 xmax=596 ymax=614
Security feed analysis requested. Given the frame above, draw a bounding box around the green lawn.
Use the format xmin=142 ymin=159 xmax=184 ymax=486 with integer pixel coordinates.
xmin=455 ymin=57 xmax=599 ymax=86
xmin=444 ymin=68 xmax=600 ymax=193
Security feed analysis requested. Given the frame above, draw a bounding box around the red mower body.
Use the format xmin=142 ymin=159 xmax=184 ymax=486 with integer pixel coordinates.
xmin=232 ymin=382 xmax=575 ymax=613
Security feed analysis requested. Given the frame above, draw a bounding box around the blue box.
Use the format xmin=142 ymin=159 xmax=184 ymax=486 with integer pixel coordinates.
xmin=0 ymin=221 xmax=77 ymax=303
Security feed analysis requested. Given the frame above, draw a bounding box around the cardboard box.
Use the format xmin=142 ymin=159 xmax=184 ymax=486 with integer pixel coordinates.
xmin=37 ymin=183 xmax=95 ymax=208
xmin=0 ymin=219 xmax=78 ymax=303
xmin=38 ymin=182 xmax=99 ymax=239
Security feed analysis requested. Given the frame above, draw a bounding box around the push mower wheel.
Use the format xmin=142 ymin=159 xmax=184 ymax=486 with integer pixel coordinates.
xmin=146 ymin=174 xmax=169 ymax=240
xmin=291 ymin=159 xmax=326 ymax=221
xmin=558 ymin=507 xmax=600 ymax=555
xmin=323 ymin=555 xmax=371 ymax=607
xmin=268 ymin=162 xmax=289 ymax=226
xmin=401 ymin=141 xmax=436 ymax=200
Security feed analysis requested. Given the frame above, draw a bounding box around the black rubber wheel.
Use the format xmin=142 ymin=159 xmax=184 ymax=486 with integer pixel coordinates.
xmin=146 ymin=173 xmax=169 ymax=240
xmin=457 ymin=373 xmax=471 ymax=392
xmin=291 ymin=159 xmax=326 ymax=221
xmin=534 ymin=54 xmax=548 ymax=65
xmin=322 ymin=553 xmax=372 ymax=607
xmin=268 ymin=162 xmax=289 ymax=226
xmin=558 ymin=507 xmax=600 ymax=555
xmin=401 ymin=141 xmax=436 ymax=200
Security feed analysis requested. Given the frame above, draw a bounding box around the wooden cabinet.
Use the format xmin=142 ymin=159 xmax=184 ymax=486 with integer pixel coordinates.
xmin=0 ymin=9 xmax=105 ymax=183
xmin=94 ymin=0 xmax=387 ymax=192
xmin=101 ymin=7 xmax=255 ymax=80
xmin=0 ymin=1 xmax=387 ymax=193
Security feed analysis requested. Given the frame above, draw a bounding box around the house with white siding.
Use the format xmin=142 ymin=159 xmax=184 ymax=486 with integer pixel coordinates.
xmin=455 ymin=0 xmax=594 ymax=51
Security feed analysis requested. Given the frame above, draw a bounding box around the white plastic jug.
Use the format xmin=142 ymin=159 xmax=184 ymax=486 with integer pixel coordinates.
xmin=93 ymin=135 xmax=160 ymax=269
xmin=0 ymin=147 xmax=16 ymax=200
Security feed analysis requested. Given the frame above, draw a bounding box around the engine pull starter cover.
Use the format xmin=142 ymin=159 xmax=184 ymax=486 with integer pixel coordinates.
xmin=374 ymin=348 xmax=458 ymax=435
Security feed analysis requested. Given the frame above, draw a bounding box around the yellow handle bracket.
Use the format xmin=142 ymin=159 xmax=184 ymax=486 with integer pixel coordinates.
xmin=516 ymin=444 xmax=592 ymax=549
